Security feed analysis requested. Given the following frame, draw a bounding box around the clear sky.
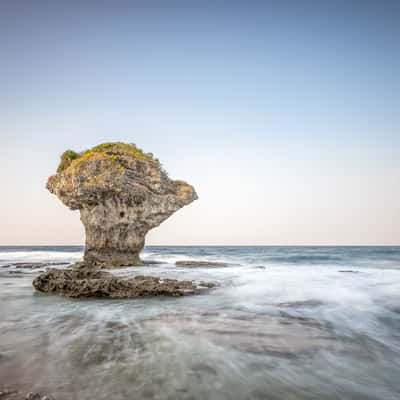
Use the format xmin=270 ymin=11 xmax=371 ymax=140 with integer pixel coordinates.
xmin=1 ymin=0 xmax=399 ymax=245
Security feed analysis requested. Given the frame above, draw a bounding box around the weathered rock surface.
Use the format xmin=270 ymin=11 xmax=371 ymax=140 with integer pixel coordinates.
xmin=47 ymin=143 xmax=197 ymax=267
xmin=32 ymin=267 xmax=215 ymax=298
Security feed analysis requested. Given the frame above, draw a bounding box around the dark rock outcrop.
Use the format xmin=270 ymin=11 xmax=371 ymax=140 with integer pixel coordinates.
xmin=1 ymin=262 xmax=69 ymax=270
xmin=175 ymin=260 xmax=238 ymax=268
xmin=0 ymin=386 xmax=54 ymax=400
xmin=339 ymin=270 xmax=361 ymax=273
xmin=47 ymin=143 xmax=197 ymax=267
xmin=32 ymin=267 xmax=215 ymax=298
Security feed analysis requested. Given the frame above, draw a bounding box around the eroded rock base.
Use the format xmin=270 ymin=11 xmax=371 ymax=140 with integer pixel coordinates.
xmin=32 ymin=267 xmax=215 ymax=298
xmin=84 ymin=249 xmax=142 ymax=268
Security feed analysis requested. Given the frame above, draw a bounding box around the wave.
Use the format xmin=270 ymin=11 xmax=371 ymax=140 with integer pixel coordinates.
xmin=0 ymin=250 xmax=83 ymax=265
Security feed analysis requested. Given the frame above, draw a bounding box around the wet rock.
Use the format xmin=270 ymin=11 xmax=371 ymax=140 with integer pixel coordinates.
xmin=198 ymin=281 xmax=217 ymax=288
xmin=26 ymin=393 xmax=54 ymax=400
xmin=47 ymin=142 xmax=197 ymax=267
xmin=0 ymin=387 xmax=54 ymax=400
xmin=142 ymin=260 xmax=164 ymax=265
xmin=278 ymin=300 xmax=325 ymax=308
xmin=1 ymin=262 xmax=69 ymax=270
xmin=26 ymin=393 xmax=40 ymax=400
xmin=0 ymin=387 xmax=16 ymax=397
xmin=32 ymin=267 xmax=215 ymax=298
xmin=339 ymin=270 xmax=361 ymax=273
xmin=143 ymin=311 xmax=334 ymax=357
xmin=0 ymin=271 xmax=24 ymax=279
xmin=175 ymin=260 xmax=238 ymax=268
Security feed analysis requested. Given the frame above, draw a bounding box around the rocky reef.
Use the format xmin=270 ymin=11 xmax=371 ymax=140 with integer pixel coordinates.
xmin=33 ymin=267 xmax=215 ymax=298
xmin=30 ymin=142 xmax=218 ymax=299
xmin=47 ymin=142 xmax=197 ymax=267
xmin=175 ymin=260 xmax=238 ymax=268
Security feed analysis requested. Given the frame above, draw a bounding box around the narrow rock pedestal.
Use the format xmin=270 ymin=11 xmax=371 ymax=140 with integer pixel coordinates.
xmin=46 ymin=142 xmax=197 ymax=267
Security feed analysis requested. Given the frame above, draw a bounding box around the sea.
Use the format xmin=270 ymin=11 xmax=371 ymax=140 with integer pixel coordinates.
xmin=1 ymin=246 xmax=400 ymax=400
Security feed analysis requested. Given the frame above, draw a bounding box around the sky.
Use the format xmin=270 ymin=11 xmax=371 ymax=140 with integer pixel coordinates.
xmin=1 ymin=0 xmax=399 ymax=245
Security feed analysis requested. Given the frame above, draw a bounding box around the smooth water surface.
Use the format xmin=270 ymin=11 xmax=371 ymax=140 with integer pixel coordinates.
xmin=1 ymin=246 xmax=400 ymax=400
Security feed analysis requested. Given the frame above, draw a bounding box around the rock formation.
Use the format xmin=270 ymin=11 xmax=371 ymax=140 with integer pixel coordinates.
xmin=47 ymin=142 xmax=197 ymax=267
xmin=33 ymin=267 xmax=215 ymax=298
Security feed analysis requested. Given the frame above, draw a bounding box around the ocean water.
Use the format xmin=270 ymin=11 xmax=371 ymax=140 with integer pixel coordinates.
xmin=1 ymin=246 xmax=400 ymax=400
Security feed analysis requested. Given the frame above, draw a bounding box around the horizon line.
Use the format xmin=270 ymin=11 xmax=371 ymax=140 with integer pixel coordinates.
xmin=0 ymin=244 xmax=399 ymax=248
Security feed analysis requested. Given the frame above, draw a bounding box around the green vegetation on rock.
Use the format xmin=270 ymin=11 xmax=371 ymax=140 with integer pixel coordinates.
xmin=57 ymin=150 xmax=79 ymax=173
xmin=48 ymin=141 xmax=197 ymax=267
xmin=56 ymin=142 xmax=158 ymax=173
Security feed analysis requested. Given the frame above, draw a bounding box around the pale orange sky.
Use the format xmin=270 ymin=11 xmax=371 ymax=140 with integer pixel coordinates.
xmin=1 ymin=133 xmax=399 ymax=245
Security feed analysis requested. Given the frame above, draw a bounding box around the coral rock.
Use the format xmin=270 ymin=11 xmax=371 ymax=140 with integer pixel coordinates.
xmin=47 ymin=143 xmax=197 ymax=267
xmin=32 ymin=268 xmax=215 ymax=298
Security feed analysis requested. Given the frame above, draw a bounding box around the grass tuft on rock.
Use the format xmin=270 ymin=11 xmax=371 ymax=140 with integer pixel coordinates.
xmin=57 ymin=150 xmax=79 ymax=173
xmin=56 ymin=142 xmax=158 ymax=173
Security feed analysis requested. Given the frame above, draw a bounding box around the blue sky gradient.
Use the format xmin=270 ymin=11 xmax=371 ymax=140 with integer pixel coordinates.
xmin=1 ymin=1 xmax=399 ymax=244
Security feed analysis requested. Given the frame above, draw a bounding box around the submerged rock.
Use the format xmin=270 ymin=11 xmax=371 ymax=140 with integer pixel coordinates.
xmin=175 ymin=260 xmax=238 ymax=268
xmin=339 ymin=270 xmax=361 ymax=273
xmin=26 ymin=393 xmax=54 ymax=400
xmin=1 ymin=262 xmax=69 ymax=270
xmin=32 ymin=267 xmax=215 ymax=298
xmin=143 ymin=311 xmax=334 ymax=357
xmin=0 ymin=387 xmax=54 ymax=400
xmin=278 ymin=300 xmax=325 ymax=308
xmin=47 ymin=142 xmax=197 ymax=267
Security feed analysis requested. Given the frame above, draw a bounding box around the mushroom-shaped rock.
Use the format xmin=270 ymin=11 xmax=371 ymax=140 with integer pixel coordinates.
xmin=47 ymin=142 xmax=197 ymax=266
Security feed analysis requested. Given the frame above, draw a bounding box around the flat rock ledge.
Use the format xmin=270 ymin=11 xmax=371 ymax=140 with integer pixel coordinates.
xmin=175 ymin=260 xmax=239 ymax=268
xmin=32 ymin=268 xmax=215 ymax=298
xmin=1 ymin=262 xmax=69 ymax=270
